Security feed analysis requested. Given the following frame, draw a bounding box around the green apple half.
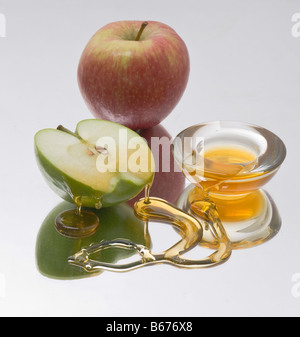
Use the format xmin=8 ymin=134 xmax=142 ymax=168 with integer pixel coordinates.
xmin=35 ymin=119 xmax=155 ymax=208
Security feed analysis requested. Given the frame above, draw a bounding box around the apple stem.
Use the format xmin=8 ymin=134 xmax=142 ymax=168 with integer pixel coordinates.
xmin=57 ymin=125 xmax=108 ymax=156
xmin=135 ymin=21 xmax=148 ymax=41
xmin=57 ymin=125 xmax=84 ymax=141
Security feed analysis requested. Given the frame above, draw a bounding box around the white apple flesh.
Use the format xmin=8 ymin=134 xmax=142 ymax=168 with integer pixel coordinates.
xmin=35 ymin=119 xmax=155 ymax=208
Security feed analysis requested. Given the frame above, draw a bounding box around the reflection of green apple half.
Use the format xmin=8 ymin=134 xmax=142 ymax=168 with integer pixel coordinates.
xmin=36 ymin=201 xmax=148 ymax=279
xmin=34 ymin=119 xmax=155 ymax=208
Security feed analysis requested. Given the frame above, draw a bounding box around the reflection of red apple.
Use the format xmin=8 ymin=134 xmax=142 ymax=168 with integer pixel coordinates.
xmin=127 ymin=124 xmax=186 ymax=207
xmin=77 ymin=21 xmax=190 ymax=130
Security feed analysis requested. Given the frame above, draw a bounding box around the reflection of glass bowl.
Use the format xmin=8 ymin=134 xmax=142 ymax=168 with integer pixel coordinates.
xmin=172 ymin=121 xmax=286 ymax=249
xmin=172 ymin=121 xmax=286 ymax=194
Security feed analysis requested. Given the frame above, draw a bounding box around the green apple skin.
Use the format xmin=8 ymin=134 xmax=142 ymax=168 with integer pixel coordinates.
xmin=77 ymin=21 xmax=190 ymax=130
xmin=35 ymin=144 xmax=142 ymax=208
xmin=34 ymin=119 xmax=155 ymax=208
xmin=36 ymin=201 xmax=148 ymax=279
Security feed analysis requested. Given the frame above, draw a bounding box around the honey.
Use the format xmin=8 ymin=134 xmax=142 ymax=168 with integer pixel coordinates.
xmin=68 ymin=184 xmax=232 ymax=272
xmin=184 ymin=146 xmax=270 ymax=222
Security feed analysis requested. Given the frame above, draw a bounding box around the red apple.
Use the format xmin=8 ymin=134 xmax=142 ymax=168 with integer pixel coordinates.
xmin=77 ymin=21 xmax=190 ymax=130
xmin=127 ymin=124 xmax=186 ymax=207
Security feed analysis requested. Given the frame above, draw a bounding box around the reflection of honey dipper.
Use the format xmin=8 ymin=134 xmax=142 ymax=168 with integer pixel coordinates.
xmin=68 ymin=197 xmax=232 ymax=272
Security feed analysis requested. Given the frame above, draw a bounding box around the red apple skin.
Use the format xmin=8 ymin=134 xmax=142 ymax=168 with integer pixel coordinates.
xmin=127 ymin=124 xmax=186 ymax=207
xmin=78 ymin=21 xmax=190 ymax=130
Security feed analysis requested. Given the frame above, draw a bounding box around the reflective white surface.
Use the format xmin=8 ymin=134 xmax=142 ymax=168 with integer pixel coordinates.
xmin=0 ymin=0 xmax=300 ymax=317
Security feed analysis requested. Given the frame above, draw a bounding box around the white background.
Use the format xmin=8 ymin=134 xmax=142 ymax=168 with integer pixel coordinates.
xmin=0 ymin=0 xmax=300 ymax=317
